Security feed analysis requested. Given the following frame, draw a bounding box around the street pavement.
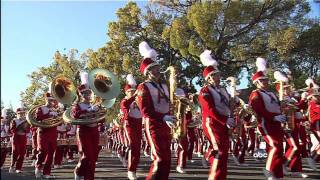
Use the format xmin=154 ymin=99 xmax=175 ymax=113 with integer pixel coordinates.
xmin=1 ymin=149 xmax=319 ymax=180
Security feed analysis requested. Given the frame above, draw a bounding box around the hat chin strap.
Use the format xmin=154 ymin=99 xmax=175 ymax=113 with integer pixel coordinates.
xmin=256 ymin=80 xmax=267 ymax=90
xmin=148 ymin=71 xmax=161 ymax=83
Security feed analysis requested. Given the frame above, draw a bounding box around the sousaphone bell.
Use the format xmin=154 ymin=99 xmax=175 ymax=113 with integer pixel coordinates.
xmin=63 ymin=68 xmax=120 ymax=125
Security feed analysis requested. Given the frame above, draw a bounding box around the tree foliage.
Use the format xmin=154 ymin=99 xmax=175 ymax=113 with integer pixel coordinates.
xmin=19 ymin=1 xmax=319 ymax=123
xmin=20 ymin=49 xmax=86 ymax=109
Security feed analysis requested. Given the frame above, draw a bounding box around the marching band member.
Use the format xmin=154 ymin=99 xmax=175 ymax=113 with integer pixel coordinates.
xmin=136 ymin=41 xmax=176 ymax=180
xmin=1 ymin=110 xmax=11 ymax=169
xmin=245 ymin=115 xmax=258 ymax=156
xmin=66 ymin=124 xmax=77 ymax=162
xmin=121 ymin=74 xmax=142 ymax=180
xmin=35 ymin=92 xmax=59 ymax=179
xmin=249 ymin=58 xmax=286 ymax=179
xmin=142 ymin=122 xmax=151 ymax=157
xmin=306 ymin=79 xmax=320 ymax=165
xmin=174 ymin=88 xmax=191 ymax=174
xmin=198 ymin=50 xmax=235 ymax=179
xmin=232 ymin=114 xmax=251 ymax=166
xmin=116 ymin=113 xmax=127 ymax=167
xmin=72 ymin=72 xmax=100 ymax=180
xmin=187 ymin=111 xmax=199 ymax=163
xmin=274 ymin=79 xmax=307 ymax=178
xmin=9 ymin=108 xmax=30 ymax=173
xmin=30 ymin=126 xmax=38 ymax=166
xmin=54 ymin=121 xmax=68 ymax=169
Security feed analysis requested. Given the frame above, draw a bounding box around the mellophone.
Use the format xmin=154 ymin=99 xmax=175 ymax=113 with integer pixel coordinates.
xmin=56 ymin=134 xmax=109 ymax=146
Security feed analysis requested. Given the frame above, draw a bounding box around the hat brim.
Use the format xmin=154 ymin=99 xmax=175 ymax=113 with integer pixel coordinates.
xmin=205 ymin=70 xmax=220 ymax=80
xmin=253 ymin=77 xmax=268 ymax=83
xmin=143 ymin=62 xmax=159 ymax=76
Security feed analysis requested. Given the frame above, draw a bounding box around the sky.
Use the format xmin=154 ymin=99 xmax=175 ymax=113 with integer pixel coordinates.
xmin=1 ymin=1 xmax=146 ymax=109
xmin=1 ymin=1 xmax=319 ymax=110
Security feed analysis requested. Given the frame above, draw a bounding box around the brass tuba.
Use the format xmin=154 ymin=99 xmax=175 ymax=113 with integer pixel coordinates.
xmin=50 ymin=76 xmax=78 ymax=105
xmin=26 ymin=105 xmax=63 ymax=128
xmin=26 ymin=76 xmax=75 ymax=128
xmin=63 ymin=68 xmax=120 ymax=125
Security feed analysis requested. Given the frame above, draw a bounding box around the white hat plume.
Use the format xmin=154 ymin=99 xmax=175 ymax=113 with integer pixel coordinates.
xmin=200 ymin=50 xmax=218 ymax=67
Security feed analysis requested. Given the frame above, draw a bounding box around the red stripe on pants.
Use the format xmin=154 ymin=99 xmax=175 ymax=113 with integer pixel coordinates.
xmin=202 ymin=118 xmax=229 ymax=180
xmin=177 ymin=136 xmax=188 ymax=168
xmin=54 ymin=146 xmax=65 ymax=165
xmin=247 ymin=128 xmax=256 ymax=155
xmin=259 ymin=120 xmax=284 ymax=178
xmin=299 ymin=125 xmax=310 ymax=158
xmin=145 ymin=118 xmax=171 ymax=180
xmin=36 ymin=131 xmax=57 ymax=175
xmin=11 ymin=134 xmax=27 ymax=170
xmin=187 ymin=128 xmax=196 ymax=160
xmin=75 ymin=126 xmax=99 ymax=180
xmin=124 ymin=118 xmax=142 ymax=172
xmin=31 ymin=132 xmax=38 ymax=160
xmin=284 ymin=129 xmax=302 ymax=172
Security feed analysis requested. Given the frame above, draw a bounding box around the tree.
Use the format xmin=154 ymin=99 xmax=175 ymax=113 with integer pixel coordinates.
xmin=20 ymin=49 xmax=86 ymax=109
xmin=85 ymin=1 xmax=317 ymax=122
xmin=6 ymin=103 xmax=16 ymax=121
xmin=159 ymin=0 xmax=311 ymax=85
xmin=86 ymin=2 xmax=181 ymax=123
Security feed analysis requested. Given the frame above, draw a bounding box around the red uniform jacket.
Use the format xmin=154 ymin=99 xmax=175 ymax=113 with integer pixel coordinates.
xmin=71 ymin=102 xmax=99 ymax=128
xmin=198 ymin=85 xmax=230 ymax=126
xmin=249 ymin=89 xmax=282 ymax=126
xmin=35 ymin=106 xmax=57 ymax=136
xmin=10 ymin=118 xmax=30 ymax=135
xmin=120 ymin=95 xmax=142 ymax=122
xmin=309 ymin=100 xmax=320 ymax=128
xmin=136 ymin=80 xmax=170 ymax=122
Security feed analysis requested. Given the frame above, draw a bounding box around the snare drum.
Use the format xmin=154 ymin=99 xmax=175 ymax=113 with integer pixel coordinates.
xmin=67 ymin=137 xmax=77 ymax=146
xmin=57 ymin=139 xmax=68 ymax=146
xmin=99 ymin=134 xmax=108 ymax=146
xmin=0 ymin=141 xmax=7 ymax=149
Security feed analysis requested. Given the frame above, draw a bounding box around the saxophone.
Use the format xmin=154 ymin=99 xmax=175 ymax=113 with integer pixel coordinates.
xmin=226 ymin=77 xmax=242 ymax=139
xmin=238 ymin=98 xmax=258 ymax=129
xmin=165 ymin=66 xmax=191 ymax=140
xmin=278 ymin=81 xmax=297 ymax=133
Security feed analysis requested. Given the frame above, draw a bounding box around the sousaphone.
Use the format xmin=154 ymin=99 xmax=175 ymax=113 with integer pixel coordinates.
xmin=26 ymin=105 xmax=63 ymax=128
xmin=63 ymin=68 xmax=120 ymax=125
xmin=51 ymin=75 xmax=78 ymax=105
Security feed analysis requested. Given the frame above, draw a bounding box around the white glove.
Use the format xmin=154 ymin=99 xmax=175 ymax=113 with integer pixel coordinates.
xmin=273 ymin=115 xmax=287 ymax=123
xmin=301 ymin=92 xmax=308 ymax=100
xmin=89 ymin=105 xmax=99 ymax=112
xmin=163 ymin=115 xmax=176 ymax=128
xmin=226 ymin=117 xmax=235 ymax=129
xmin=49 ymin=111 xmax=58 ymax=117
xmin=165 ymin=121 xmax=175 ymax=129
xmin=243 ymin=104 xmax=249 ymax=110
xmin=163 ymin=115 xmax=176 ymax=122
xmin=250 ymin=115 xmax=257 ymax=122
